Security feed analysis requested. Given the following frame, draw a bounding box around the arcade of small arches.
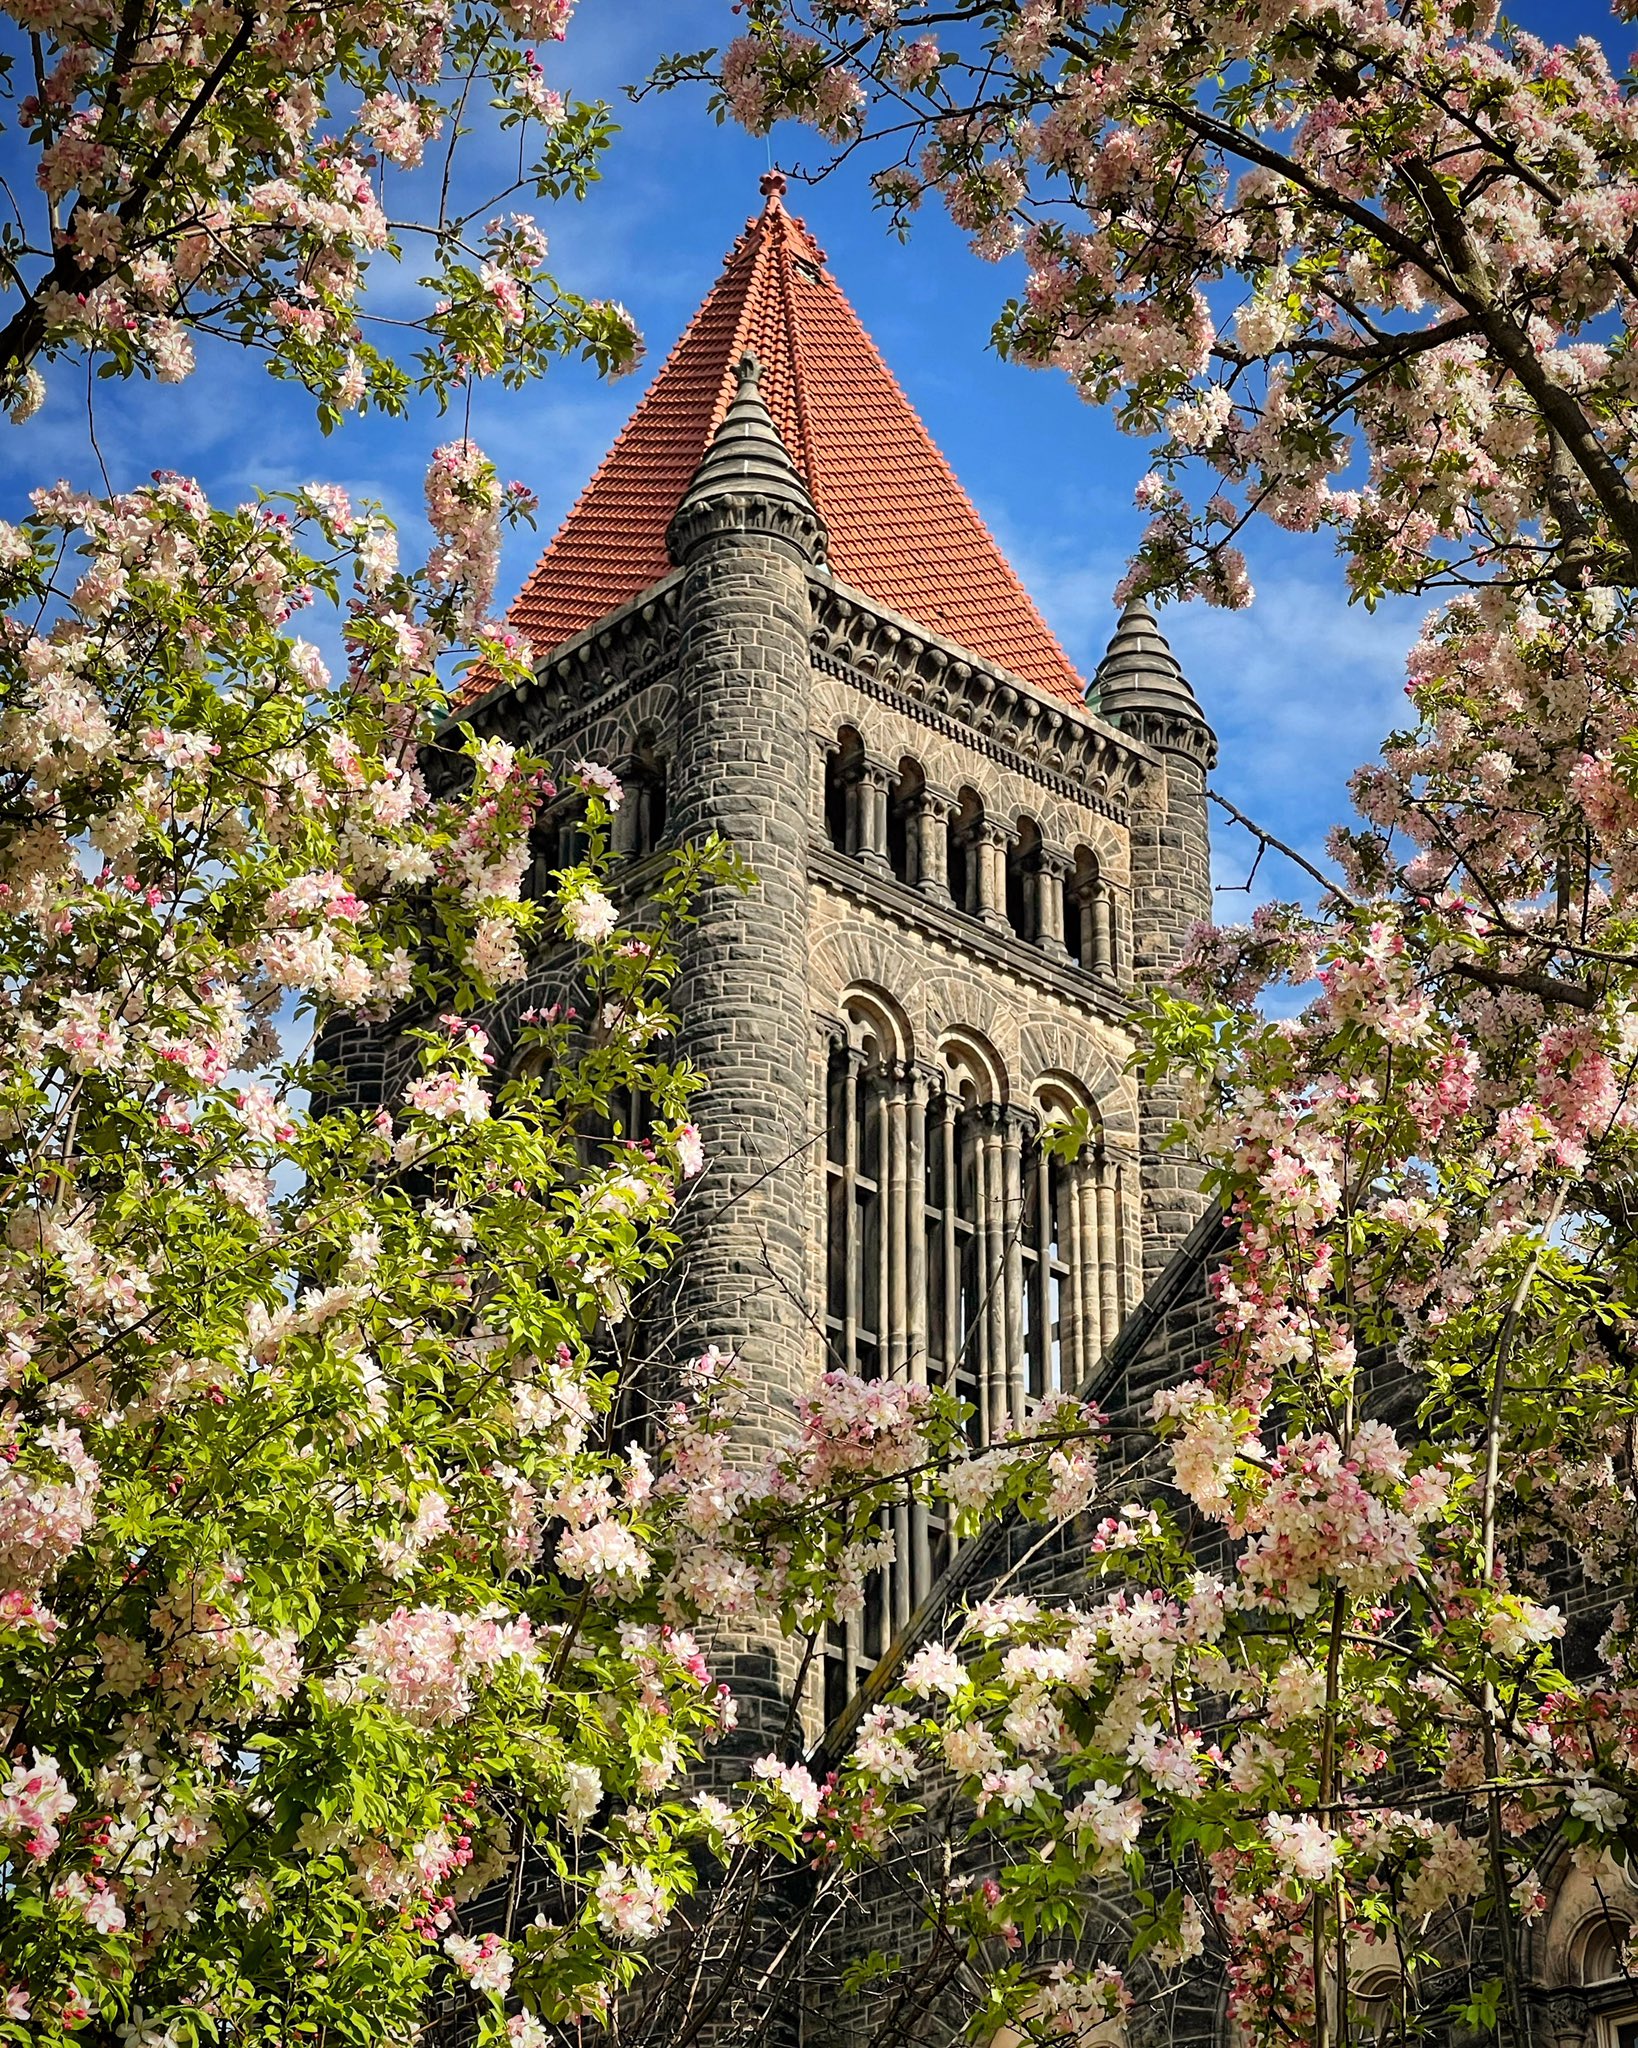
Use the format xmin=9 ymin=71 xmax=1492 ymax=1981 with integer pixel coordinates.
xmin=529 ymin=727 xmax=671 ymax=888
xmin=816 ymin=984 xmax=1133 ymax=1721
xmin=821 ymin=726 xmax=1124 ymax=978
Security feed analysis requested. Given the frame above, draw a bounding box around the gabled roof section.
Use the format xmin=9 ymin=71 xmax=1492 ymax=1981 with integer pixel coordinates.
xmin=501 ymin=174 xmax=1087 ymax=707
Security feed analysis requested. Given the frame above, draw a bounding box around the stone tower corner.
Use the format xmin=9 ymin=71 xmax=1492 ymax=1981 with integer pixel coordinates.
xmin=1094 ymin=597 xmax=1216 ymax=1281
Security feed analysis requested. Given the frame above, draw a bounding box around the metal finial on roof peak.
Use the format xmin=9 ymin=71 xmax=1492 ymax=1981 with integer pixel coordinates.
xmin=736 ymin=350 xmax=762 ymax=388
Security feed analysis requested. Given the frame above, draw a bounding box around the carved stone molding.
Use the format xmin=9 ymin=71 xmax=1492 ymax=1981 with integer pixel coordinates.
xmin=667 ymin=493 xmax=828 ymax=569
xmin=809 ymin=837 xmax=1130 ymax=1024
xmin=809 ymin=578 xmax=1153 ymax=820
xmin=1115 ymin=702 xmax=1219 ymax=771
xmin=462 ymin=581 xmax=684 ymax=757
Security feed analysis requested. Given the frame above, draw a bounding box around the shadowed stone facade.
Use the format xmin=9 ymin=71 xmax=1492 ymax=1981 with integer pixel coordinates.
xmin=454 ymin=346 xmax=1219 ymax=1734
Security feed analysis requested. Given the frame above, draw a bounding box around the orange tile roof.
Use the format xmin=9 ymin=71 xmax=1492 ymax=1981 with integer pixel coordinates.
xmin=495 ymin=176 xmax=1088 ymax=708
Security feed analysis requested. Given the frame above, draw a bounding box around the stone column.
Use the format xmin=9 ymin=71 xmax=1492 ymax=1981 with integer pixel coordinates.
xmin=914 ymin=785 xmax=957 ymax=904
xmin=1035 ymin=847 xmax=1072 ymax=960
xmin=856 ymin=755 xmax=895 ymax=872
xmin=974 ymin=819 xmax=1012 ymax=933
xmin=1063 ymin=1161 xmax=1090 ymax=1385
xmin=1095 ymin=1151 xmax=1121 ymax=1358
xmin=1098 ymin=885 xmax=1119 ymax=976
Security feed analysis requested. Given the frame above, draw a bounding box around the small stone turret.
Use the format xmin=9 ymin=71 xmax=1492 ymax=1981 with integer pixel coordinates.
xmin=1095 ymin=597 xmax=1216 ymax=1279
xmin=661 ymin=351 xmax=827 ymax=1411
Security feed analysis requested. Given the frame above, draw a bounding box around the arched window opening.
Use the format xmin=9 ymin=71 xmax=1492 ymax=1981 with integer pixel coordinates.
xmin=821 ymin=991 xmax=921 ymax=1726
xmin=628 ymin=733 xmax=668 ymax=858
xmin=823 ymin=995 xmax=911 ymax=1387
xmin=947 ymin=788 xmax=984 ymax=917
xmin=825 ymin=727 xmax=863 ymax=855
xmin=528 ymin=794 xmax=589 ymax=900
xmin=1571 ymin=1912 xmax=1638 ymax=2048
xmin=1070 ymin=845 xmax=1116 ymax=975
xmin=1007 ymin=816 xmax=1042 ymax=943
xmin=1575 ymin=1914 xmax=1635 ymax=1986
xmin=1021 ymin=1118 xmax=1071 ymax=1404
xmin=886 ymin=758 xmax=923 ymax=886
xmin=1346 ymin=1968 xmax=1403 ymax=2042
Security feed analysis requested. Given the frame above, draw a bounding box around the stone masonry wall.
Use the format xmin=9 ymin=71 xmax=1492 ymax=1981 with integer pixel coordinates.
xmin=1122 ymin=728 xmax=1214 ymax=1283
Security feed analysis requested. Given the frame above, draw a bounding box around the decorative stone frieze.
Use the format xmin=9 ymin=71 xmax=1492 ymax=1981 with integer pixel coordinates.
xmin=810 ymin=578 xmax=1152 ymax=819
xmin=461 ymin=575 xmax=684 ymax=743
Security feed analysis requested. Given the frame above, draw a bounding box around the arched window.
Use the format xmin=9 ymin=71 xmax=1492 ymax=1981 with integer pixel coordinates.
xmin=1069 ymin=844 xmax=1117 ymax=975
xmin=1576 ymin=1915 xmax=1635 ymax=1986
xmin=1572 ymin=1911 xmax=1638 ymax=2048
xmin=886 ymin=757 xmax=923 ymax=886
xmin=823 ymin=991 xmax=912 ymax=1386
xmin=627 ymin=732 xmax=668 ymax=858
xmin=821 ymin=990 xmax=919 ymax=1724
xmin=947 ymin=787 xmax=984 ymax=917
xmin=1006 ymin=816 xmax=1042 ymax=943
xmin=528 ymin=791 xmax=590 ymax=900
xmin=1348 ymin=1968 xmax=1403 ymax=2041
xmin=825 ymin=727 xmax=864 ymax=855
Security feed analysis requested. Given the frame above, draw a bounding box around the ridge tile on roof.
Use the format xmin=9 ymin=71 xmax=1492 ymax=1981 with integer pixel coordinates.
xmin=496 ymin=173 xmax=1087 ymax=709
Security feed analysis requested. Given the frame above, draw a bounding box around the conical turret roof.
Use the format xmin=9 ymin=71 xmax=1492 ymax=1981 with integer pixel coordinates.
xmin=1092 ymin=596 xmax=1206 ymax=723
xmin=667 ymin=350 xmax=824 ymax=546
xmin=498 ymin=173 xmax=1087 ymax=705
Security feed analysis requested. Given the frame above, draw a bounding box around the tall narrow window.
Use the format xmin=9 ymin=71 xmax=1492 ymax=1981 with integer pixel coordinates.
xmin=630 ymin=736 xmax=667 ymax=857
xmin=887 ymin=759 xmax=923 ymax=885
xmin=824 ymin=727 xmax=864 ymax=855
xmin=822 ymin=1021 xmax=888 ymax=1380
xmin=1021 ymin=1129 xmax=1072 ymax=1402
xmin=1070 ymin=844 xmax=1117 ymax=975
xmin=1007 ymin=817 xmax=1042 ymax=943
xmin=821 ymin=1004 xmax=910 ymax=1727
xmin=923 ymin=1082 xmax=982 ymax=1444
xmin=947 ymin=788 xmax=983 ymax=916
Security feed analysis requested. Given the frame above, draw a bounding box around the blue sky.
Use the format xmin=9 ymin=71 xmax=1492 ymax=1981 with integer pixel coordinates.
xmin=0 ymin=0 xmax=1621 ymax=912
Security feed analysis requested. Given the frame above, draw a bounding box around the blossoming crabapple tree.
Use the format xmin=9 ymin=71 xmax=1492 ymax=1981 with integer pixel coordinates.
xmin=0 ymin=0 xmax=640 ymax=425
xmin=0 ymin=2 xmax=1041 ymax=2041
xmin=645 ymin=3 xmax=1638 ymax=2042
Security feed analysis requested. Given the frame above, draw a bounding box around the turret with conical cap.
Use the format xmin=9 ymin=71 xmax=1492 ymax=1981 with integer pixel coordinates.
xmin=656 ymin=346 xmax=827 ymax=1742
xmin=667 ymin=351 xmax=827 ymax=567
xmin=1094 ymin=595 xmax=1208 ymax=727
xmin=1096 ymin=595 xmax=1216 ymax=1278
